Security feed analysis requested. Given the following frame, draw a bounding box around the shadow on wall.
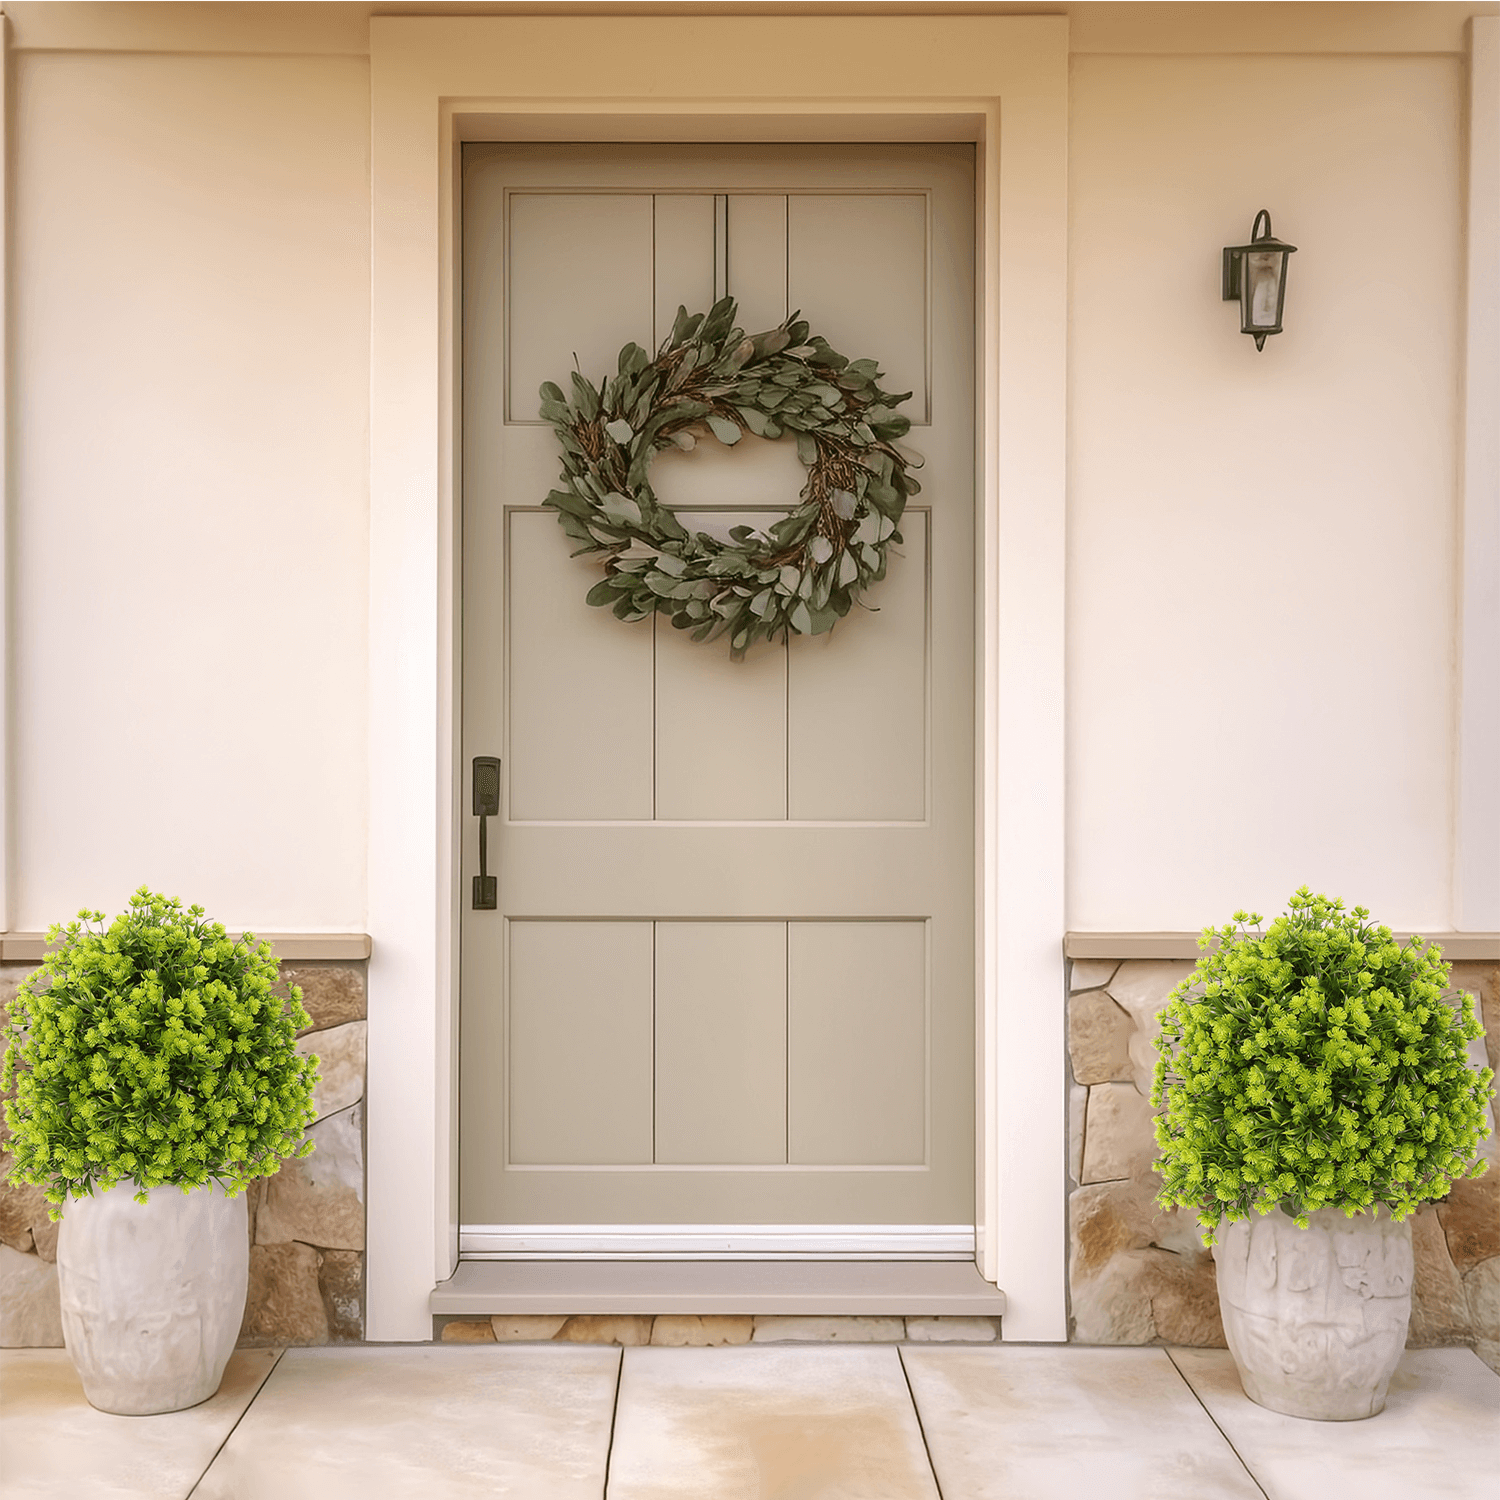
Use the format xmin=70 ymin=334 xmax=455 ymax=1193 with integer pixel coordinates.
xmin=0 ymin=962 xmax=368 ymax=1350
xmin=1065 ymin=959 xmax=1500 ymax=1375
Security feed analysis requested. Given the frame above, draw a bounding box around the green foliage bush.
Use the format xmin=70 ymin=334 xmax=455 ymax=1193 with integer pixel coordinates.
xmin=1151 ymin=888 xmax=1494 ymax=1243
xmin=2 ymin=889 xmax=319 ymax=1216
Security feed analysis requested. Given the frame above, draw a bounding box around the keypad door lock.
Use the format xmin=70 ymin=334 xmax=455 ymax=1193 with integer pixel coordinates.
xmin=472 ymin=756 xmax=500 ymax=910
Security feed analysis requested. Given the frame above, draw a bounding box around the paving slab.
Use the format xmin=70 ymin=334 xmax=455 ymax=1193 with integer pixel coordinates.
xmin=606 ymin=1344 xmax=940 ymax=1499
xmin=192 ymin=1345 xmax=620 ymax=1500
xmin=0 ymin=1347 xmax=278 ymax=1500
xmin=1170 ymin=1346 xmax=1500 ymax=1500
xmin=900 ymin=1345 xmax=1264 ymax=1500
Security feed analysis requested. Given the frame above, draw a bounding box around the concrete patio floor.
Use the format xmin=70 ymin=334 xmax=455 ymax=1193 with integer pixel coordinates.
xmin=0 ymin=1343 xmax=1494 ymax=1499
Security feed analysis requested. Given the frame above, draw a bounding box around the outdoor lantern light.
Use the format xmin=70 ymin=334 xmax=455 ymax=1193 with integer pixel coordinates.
xmin=1222 ymin=209 xmax=1297 ymax=350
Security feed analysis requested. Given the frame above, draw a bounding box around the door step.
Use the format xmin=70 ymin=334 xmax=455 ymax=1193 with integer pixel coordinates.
xmin=430 ymin=1259 xmax=1006 ymax=1319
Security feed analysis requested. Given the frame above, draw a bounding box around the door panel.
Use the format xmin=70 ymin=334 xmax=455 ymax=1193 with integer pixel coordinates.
xmin=654 ymin=922 xmax=788 ymax=1165
xmin=788 ymin=193 xmax=930 ymax=421
xmin=653 ymin=537 xmax=789 ymax=819
xmin=651 ymin=194 xmax=717 ymax=342
xmin=788 ymin=511 xmax=928 ymax=822
xmin=506 ymin=509 xmax=655 ymax=821
xmin=505 ymin=193 xmax=655 ymax=423
xmin=461 ymin=143 xmax=974 ymax=1233
xmin=505 ymin=921 xmax=655 ymax=1165
xmin=787 ymin=921 xmax=928 ymax=1166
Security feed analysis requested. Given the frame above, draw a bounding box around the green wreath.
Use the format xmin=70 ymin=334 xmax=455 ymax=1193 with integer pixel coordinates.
xmin=538 ymin=296 xmax=920 ymax=656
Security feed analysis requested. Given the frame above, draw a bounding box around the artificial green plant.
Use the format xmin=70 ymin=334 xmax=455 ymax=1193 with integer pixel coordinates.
xmin=2 ymin=888 xmax=319 ymax=1216
xmin=1151 ymin=887 xmax=1494 ymax=1242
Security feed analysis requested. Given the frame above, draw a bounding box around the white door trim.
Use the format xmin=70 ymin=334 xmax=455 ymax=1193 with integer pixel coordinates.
xmin=369 ymin=12 xmax=1069 ymax=1342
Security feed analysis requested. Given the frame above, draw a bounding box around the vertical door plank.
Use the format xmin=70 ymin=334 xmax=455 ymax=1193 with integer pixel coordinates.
xmin=787 ymin=921 xmax=927 ymax=1165
xmin=654 ymin=623 xmax=788 ymax=820
xmin=788 ymin=513 xmax=928 ymax=821
xmin=788 ymin=193 xmax=929 ymax=421
xmin=654 ymin=505 xmax=788 ymax=822
xmin=727 ymin=195 xmax=789 ymax=333
xmin=507 ymin=510 xmax=655 ymax=820
xmin=508 ymin=921 xmax=655 ymax=1164
xmin=507 ymin=193 xmax=654 ymax=421
xmin=654 ymin=922 xmax=788 ymax=1164
xmin=653 ymin=195 xmax=716 ymax=346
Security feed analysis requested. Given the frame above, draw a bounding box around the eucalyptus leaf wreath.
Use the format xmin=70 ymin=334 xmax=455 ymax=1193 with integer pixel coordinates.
xmin=538 ymin=296 xmax=920 ymax=656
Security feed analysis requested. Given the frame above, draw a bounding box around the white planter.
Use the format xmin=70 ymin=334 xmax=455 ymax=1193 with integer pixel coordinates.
xmin=56 ymin=1181 xmax=249 ymax=1415
xmin=1212 ymin=1205 xmax=1413 ymax=1421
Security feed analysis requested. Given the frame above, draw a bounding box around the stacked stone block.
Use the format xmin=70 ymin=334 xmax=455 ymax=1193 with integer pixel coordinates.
xmin=237 ymin=961 xmax=367 ymax=1345
xmin=436 ymin=1315 xmax=1004 ymax=1345
xmin=0 ymin=963 xmax=65 ymax=1346
xmin=1066 ymin=957 xmax=1500 ymax=1373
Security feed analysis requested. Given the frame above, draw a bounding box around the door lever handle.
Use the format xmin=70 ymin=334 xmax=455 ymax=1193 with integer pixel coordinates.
xmin=472 ymin=756 xmax=500 ymax=910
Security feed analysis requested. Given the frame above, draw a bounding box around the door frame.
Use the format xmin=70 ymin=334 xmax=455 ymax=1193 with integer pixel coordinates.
xmin=368 ymin=12 xmax=1069 ymax=1343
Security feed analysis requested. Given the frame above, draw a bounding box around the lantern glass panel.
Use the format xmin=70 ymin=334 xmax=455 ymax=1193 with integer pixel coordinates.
xmin=1244 ymin=249 xmax=1284 ymax=331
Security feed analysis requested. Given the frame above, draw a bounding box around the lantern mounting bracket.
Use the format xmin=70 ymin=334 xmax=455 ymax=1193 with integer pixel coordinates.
xmin=1221 ymin=210 xmax=1276 ymax=300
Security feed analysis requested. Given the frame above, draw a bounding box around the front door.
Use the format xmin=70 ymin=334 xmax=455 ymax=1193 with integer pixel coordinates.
xmin=459 ymin=143 xmax=974 ymax=1252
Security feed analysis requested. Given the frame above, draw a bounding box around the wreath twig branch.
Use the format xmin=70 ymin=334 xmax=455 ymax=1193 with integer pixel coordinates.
xmin=539 ymin=296 xmax=920 ymax=656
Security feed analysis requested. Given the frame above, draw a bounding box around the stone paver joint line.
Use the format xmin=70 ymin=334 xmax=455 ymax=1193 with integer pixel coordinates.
xmin=1165 ymin=1346 xmax=1270 ymax=1500
xmin=602 ymin=1344 xmax=626 ymax=1496
xmin=1171 ymin=1346 xmax=1500 ymax=1500
xmin=897 ymin=1343 xmax=947 ymax=1500
xmin=184 ymin=1347 xmax=286 ymax=1500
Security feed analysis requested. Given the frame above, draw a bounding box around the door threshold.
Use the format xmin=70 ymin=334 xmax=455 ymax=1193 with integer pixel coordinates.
xmin=429 ymin=1259 xmax=1006 ymax=1318
xmin=458 ymin=1223 xmax=975 ymax=1258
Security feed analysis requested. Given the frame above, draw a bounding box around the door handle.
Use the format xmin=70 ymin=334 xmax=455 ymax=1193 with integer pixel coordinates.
xmin=472 ymin=756 xmax=500 ymax=911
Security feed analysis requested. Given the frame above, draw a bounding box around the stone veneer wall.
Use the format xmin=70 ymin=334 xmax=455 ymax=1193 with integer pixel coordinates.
xmin=8 ymin=947 xmax=1493 ymax=1357
xmin=0 ymin=959 xmax=368 ymax=1348
xmin=1066 ymin=957 xmax=1500 ymax=1373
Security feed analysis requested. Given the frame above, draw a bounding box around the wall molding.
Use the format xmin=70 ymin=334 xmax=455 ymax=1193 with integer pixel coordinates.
xmin=1064 ymin=931 xmax=1500 ymax=961
xmin=1 ymin=12 xmax=10 ymax=937
xmin=0 ymin=931 xmax=372 ymax=962
xmin=1457 ymin=14 xmax=1500 ymax=931
xmin=3 ymin=3 xmax=1485 ymax=60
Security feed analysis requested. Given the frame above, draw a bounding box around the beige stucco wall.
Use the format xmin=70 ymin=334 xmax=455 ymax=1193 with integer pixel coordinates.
xmin=1067 ymin=52 xmax=1464 ymax=933
xmin=10 ymin=49 xmax=371 ymax=931
xmin=0 ymin=5 xmax=1486 ymax=940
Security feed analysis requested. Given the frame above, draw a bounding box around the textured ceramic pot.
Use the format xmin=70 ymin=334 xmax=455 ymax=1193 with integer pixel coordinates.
xmin=57 ymin=1181 xmax=249 ymax=1415
xmin=1212 ymin=1205 xmax=1413 ymax=1420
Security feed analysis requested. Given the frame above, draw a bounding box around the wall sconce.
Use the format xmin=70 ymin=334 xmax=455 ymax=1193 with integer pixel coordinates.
xmin=1222 ymin=210 xmax=1297 ymax=350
